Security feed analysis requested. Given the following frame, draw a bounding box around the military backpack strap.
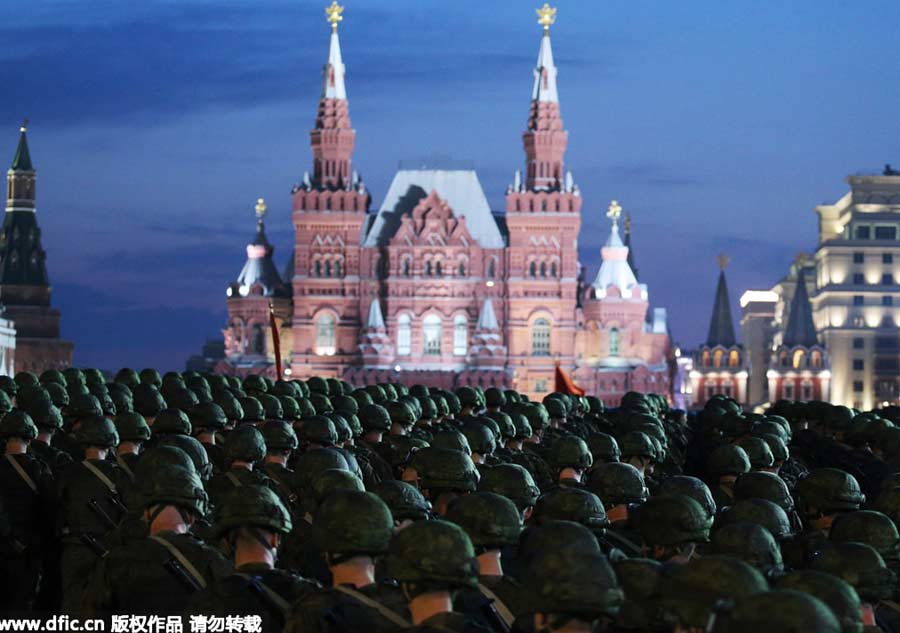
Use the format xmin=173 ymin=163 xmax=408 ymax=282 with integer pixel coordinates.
xmin=82 ymin=460 xmax=119 ymax=495
xmin=477 ymin=582 xmax=515 ymax=629
xmin=149 ymin=535 xmax=208 ymax=590
xmin=233 ymin=573 xmax=291 ymax=618
xmin=332 ymin=585 xmax=412 ymax=628
xmin=4 ymin=454 xmax=38 ymax=494
xmin=225 ymin=471 xmax=243 ymax=488
xmin=115 ymin=454 xmax=135 ymax=482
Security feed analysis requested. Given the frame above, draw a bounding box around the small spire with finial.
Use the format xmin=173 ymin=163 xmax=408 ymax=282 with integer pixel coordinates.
xmin=536 ymin=3 xmax=557 ymax=32
xmin=255 ymin=197 xmax=268 ymax=221
xmin=624 ymin=213 xmax=631 ymax=234
xmin=718 ymin=253 xmax=730 ymax=270
xmin=607 ymin=200 xmax=622 ymax=227
xmin=325 ymin=1 xmax=344 ymax=32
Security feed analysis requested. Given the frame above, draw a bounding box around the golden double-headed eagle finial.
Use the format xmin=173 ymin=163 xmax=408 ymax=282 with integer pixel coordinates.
xmin=325 ymin=1 xmax=344 ymax=31
xmin=536 ymin=3 xmax=557 ymax=32
xmin=718 ymin=253 xmax=730 ymax=270
xmin=607 ymin=200 xmax=622 ymax=225
xmin=255 ymin=198 xmax=268 ymax=219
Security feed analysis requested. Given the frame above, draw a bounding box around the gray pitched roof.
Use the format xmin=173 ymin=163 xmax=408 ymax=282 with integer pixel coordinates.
xmin=783 ymin=273 xmax=818 ymax=347
xmin=235 ymin=221 xmax=290 ymax=298
xmin=706 ymin=270 xmax=736 ymax=347
xmin=363 ymin=169 xmax=505 ymax=248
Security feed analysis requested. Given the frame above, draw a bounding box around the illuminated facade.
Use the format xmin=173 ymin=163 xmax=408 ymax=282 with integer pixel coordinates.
xmin=218 ymin=4 xmax=672 ymax=403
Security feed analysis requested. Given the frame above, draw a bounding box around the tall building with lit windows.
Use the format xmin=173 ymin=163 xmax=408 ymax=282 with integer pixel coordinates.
xmin=218 ymin=3 xmax=672 ymax=402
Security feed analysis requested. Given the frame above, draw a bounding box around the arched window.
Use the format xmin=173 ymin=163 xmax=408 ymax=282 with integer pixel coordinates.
xmin=423 ymin=314 xmax=442 ymax=356
xmin=324 ymin=261 xmax=332 ymax=277
xmin=551 ymin=261 xmax=558 ymax=278
xmin=729 ymin=350 xmax=741 ymax=368
xmin=487 ymin=259 xmax=496 ymax=278
xmin=402 ymin=258 xmax=411 ymax=277
xmin=780 ymin=351 xmax=790 ymax=367
xmin=453 ymin=314 xmax=468 ymax=356
xmin=713 ymin=349 xmax=724 ymax=368
xmin=529 ymin=261 xmax=537 ymax=277
xmin=811 ymin=351 xmax=822 ymax=369
xmin=425 ymin=261 xmax=433 ymax=276
xmin=532 ymin=318 xmax=551 ymax=356
xmin=315 ymin=314 xmax=336 ymax=356
xmin=792 ymin=349 xmax=805 ymax=369
xmin=436 ymin=261 xmax=443 ymax=276
xmin=540 ymin=262 xmax=547 ymax=277
xmin=334 ymin=259 xmax=342 ymax=278
xmin=458 ymin=261 xmax=466 ymax=277
xmin=609 ymin=327 xmax=620 ymax=357
xmin=397 ymin=314 xmax=412 ymax=356
xmin=702 ymin=350 xmax=711 ymax=366
xmin=251 ymin=324 xmax=265 ymax=355
xmin=314 ymin=260 xmax=322 ymax=277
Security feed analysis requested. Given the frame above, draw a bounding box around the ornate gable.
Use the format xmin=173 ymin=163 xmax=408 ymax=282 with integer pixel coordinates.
xmin=389 ymin=190 xmax=475 ymax=247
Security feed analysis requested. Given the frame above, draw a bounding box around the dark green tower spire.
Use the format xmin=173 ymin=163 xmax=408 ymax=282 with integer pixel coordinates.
xmin=10 ymin=119 xmax=32 ymax=171
xmin=706 ymin=254 xmax=736 ymax=347
xmin=783 ymin=272 xmax=818 ymax=347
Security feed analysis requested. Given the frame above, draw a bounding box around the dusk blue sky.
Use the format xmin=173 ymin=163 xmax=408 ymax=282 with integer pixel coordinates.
xmin=4 ymin=0 xmax=900 ymax=371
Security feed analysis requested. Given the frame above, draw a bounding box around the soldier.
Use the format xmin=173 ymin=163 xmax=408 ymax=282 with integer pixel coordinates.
xmin=710 ymin=590 xmax=841 ymax=633
xmin=261 ymin=420 xmax=300 ymax=514
xmin=776 ymin=571 xmax=866 ymax=633
xmin=25 ymin=397 xmax=72 ymax=475
xmin=586 ymin=462 xmax=648 ymax=556
xmin=82 ymin=465 xmax=230 ymax=615
xmin=657 ymin=555 xmax=768 ymax=632
xmin=524 ymin=546 xmax=624 ymax=633
xmin=112 ymin=411 xmax=151 ymax=481
xmin=445 ymin=492 xmax=527 ymax=631
xmin=206 ymin=425 xmax=276 ymax=509
xmin=613 ymin=558 xmax=667 ymax=633
xmin=186 ymin=485 xmax=316 ymax=630
xmin=639 ymin=494 xmax=712 ymax=564
xmin=189 ymin=401 xmax=229 ymax=473
xmin=0 ymin=411 xmax=55 ymax=611
xmin=706 ymin=444 xmax=752 ymax=508
xmin=478 ymin=463 xmax=540 ymax=523
xmin=412 ymin=448 xmax=480 ymax=516
xmin=385 ymin=519 xmax=490 ymax=632
xmin=587 ymin=433 xmax=621 ymax=465
xmin=829 ymin=510 xmax=900 ymax=570
xmin=735 ymin=436 xmax=776 ymax=473
xmin=462 ymin=422 xmax=498 ymax=469
xmin=285 ymin=490 xmax=409 ymax=633
xmin=709 ymin=522 xmax=784 ymax=579
xmin=355 ymin=403 xmax=395 ymax=484
xmin=371 ymin=480 xmax=433 ymax=528
xmin=732 ymin=470 xmax=799 ymax=529
xmin=617 ymin=431 xmax=657 ymax=478
xmin=547 ymin=435 xmax=593 ymax=486
xmin=56 ymin=415 xmax=131 ymax=612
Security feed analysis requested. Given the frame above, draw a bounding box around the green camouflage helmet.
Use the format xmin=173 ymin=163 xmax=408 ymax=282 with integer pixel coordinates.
xmin=136 ymin=445 xmax=197 ymax=479
xmin=359 ymin=404 xmax=392 ymax=433
xmin=617 ymin=431 xmax=655 ymax=460
xmin=478 ymin=463 xmax=540 ymax=511
xmin=271 ymin=380 xmax=299 ymax=398
xmin=292 ymin=380 xmax=310 ymax=398
xmin=712 ymin=590 xmax=841 ymax=633
xmin=544 ymin=397 xmax=567 ymax=420
xmin=309 ymin=392 xmax=334 ymax=415
xmin=331 ymin=394 xmax=359 ymax=416
xmin=430 ymin=429 xmax=472 ymax=455
xmin=587 ymin=433 xmax=621 ymax=463
xmin=44 ymin=382 xmax=69 ymax=408
xmin=796 ymin=468 xmax=865 ymax=514
xmin=811 ymin=542 xmax=897 ymax=603
xmin=484 ymin=387 xmax=506 ymax=408
xmin=76 ymin=415 xmax=119 ymax=447
xmin=776 ymin=571 xmax=863 ymax=633
xmin=761 ymin=433 xmax=789 ymax=463
xmin=417 ymin=396 xmax=438 ymax=420
xmin=519 ymin=521 xmax=601 ymax=570
xmin=24 ymin=399 xmax=63 ymax=431
xmin=107 ymin=384 xmax=134 ymax=414
xmin=387 ymin=519 xmax=479 ymax=589
xmin=262 ymin=420 xmax=298 ymax=451
xmin=213 ymin=484 xmax=291 ymax=536
xmin=327 ymin=377 xmax=344 ymax=396
xmin=133 ymin=384 xmax=166 ymax=417
xmin=586 ymin=462 xmax=649 ymax=507
xmin=416 ymin=448 xmax=480 ymax=493
xmin=257 ymin=393 xmax=284 ymax=421
xmin=400 ymin=395 xmax=423 ymax=421
xmin=243 ymin=374 xmax=268 ymax=394
xmin=40 ymin=369 xmax=67 ymax=387
xmin=68 ymin=393 xmax=103 ymax=419
xmin=239 ymin=396 xmax=265 ymax=422
xmin=485 ymin=411 xmax=515 ymax=440
xmin=455 ymin=386 xmax=481 ymax=410
xmin=707 ymin=444 xmax=752 ymax=477
xmin=874 ymin=486 xmax=900 ymax=526
xmin=830 ymin=510 xmax=900 ymax=563
xmin=157 ymin=435 xmax=213 ymax=480
xmin=461 ymin=422 xmax=496 ymax=456
xmin=299 ymin=415 xmax=338 ymax=446
xmin=522 ymin=403 xmax=550 ymax=431
xmin=363 ymin=384 xmax=386 ymax=404
xmin=371 ymin=480 xmax=432 ymax=522
xmin=306 ymin=468 xmax=364 ymax=511
xmin=409 ymin=385 xmax=430 ymax=399
xmin=277 ymin=395 xmax=301 ymax=421
xmin=327 ymin=413 xmax=353 ymax=443
xmin=658 ymin=555 xmax=768 ymax=629
xmin=442 ymin=390 xmax=462 ymax=415
xmin=720 ymin=498 xmax=792 ymax=540
xmin=658 ymin=476 xmax=717 ymax=520
xmin=549 ymin=435 xmax=593 ymax=472
xmin=14 ymin=371 xmax=39 ymax=390
xmin=445 ymin=492 xmax=522 ymax=549
xmin=533 ymin=487 xmax=609 ymax=533
xmin=224 ymin=425 xmax=266 ymax=464
xmin=213 ymin=391 xmax=244 ymax=422
xmin=114 ymin=412 xmax=151 ymax=443
xmin=167 ymin=386 xmax=199 ymax=412
xmin=0 ymin=375 xmax=16 ymax=397
xmin=735 ymin=436 xmax=775 ymax=470
xmin=710 ymin=521 xmax=784 ymax=576
xmin=0 ymin=411 xmax=37 ymax=441
xmin=295 ymin=397 xmax=317 ymax=419
xmin=153 ymin=408 xmax=192 ymax=436
xmin=509 ymin=412 xmax=533 ymax=440
xmin=292 ymin=448 xmax=351 ymax=490
xmin=639 ymin=494 xmax=713 ymax=547
xmin=314 ymin=490 xmax=393 ymax=555
xmin=138 ymin=368 xmax=162 ymax=388
xmin=751 ymin=419 xmax=788 ymax=441
xmin=140 ymin=465 xmax=209 ymax=517
xmin=733 ymin=471 xmax=795 ymax=513
xmin=614 ymin=558 xmax=665 ymax=631
xmin=526 ymin=547 xmax=623 ymax=620
xmin=189 ymin=402 xmax=227 ymax=431
xmin=306 ymin=376 xmax=329 ymax=395
xmin=386 ymin=400 xmax=416 ymax=427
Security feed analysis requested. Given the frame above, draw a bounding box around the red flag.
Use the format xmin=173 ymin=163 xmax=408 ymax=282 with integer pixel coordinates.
xmin=269 ymin=303 xmax=282 ymax=380
xmin=554 ymin=364 xmax=585 ymax=396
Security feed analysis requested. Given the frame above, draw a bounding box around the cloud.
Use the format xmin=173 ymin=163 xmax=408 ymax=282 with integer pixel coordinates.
xmin=605 ymin=161 xmax=707 ymax=188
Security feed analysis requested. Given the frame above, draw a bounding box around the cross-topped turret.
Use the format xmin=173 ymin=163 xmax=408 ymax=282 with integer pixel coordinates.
xmin=255 ymin=197 xmax=268 ymax=220
xmin=607 ymin=200 xmax=622 ymax=226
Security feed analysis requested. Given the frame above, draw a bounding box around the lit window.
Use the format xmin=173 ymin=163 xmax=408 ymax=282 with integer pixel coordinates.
xmin=792 ymin=349 xmax=805 ymax=369
xmin=453 ymin=314 xmax=468 ymax=356
xmin=729 ymin=350 xmax=740 ymax=367
xmin=315 ymin=314 xmax=336 ymax=356
xmin=713 ymin=349 xmax=724 ymax=368
xmin=423 ymin=314 xmax=442 ymax=356
xmin=532 ymin=318 xmax=551 ymax=356
xmin=397 ymin=314 xmax=411 ymax=356
xmin=609 ymin=327 xmax=620 ymax=357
